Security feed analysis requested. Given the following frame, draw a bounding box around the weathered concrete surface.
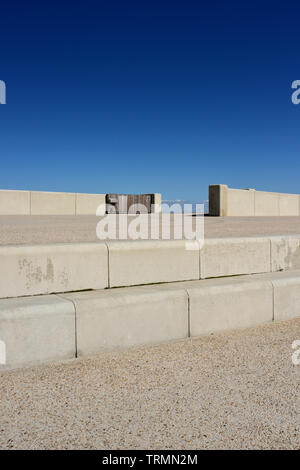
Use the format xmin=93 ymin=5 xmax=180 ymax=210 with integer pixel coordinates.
xmin=0 ymin=242 xmax=108 ymax=298
xmin=200 ymin=237 xmax=270 ymax=279
xmin=186 ymin=277 xmax=273 ymax=336
xmin=1 ymin=236 xmax=300 ymax=298
xmin=270 ymin=236 xmax=300 ymax=271
xmin=61 ymin=285 xmax=188 ymax=356
xmin=107 ymin=240 xmax=199 ymax=287
xmin=0 ymin=319 xmax=298 ymax=450
xmin=0 ymin=295 xmax=75 ymax=370
xmin=0 ymin=215 xmax=300 ymax=245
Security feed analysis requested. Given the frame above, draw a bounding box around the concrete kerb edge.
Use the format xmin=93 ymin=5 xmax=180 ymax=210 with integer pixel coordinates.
xmin=56 ymin=293 xmax=78 ymax=359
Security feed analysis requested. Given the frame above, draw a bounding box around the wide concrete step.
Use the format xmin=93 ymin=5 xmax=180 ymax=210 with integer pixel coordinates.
xmin=1 ymin=270 xmax=300 ymax=371
xmin=1 ymin=236 xmax=300 ymax=298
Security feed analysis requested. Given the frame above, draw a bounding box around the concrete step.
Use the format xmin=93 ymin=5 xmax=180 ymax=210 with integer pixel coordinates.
xmin=1 ymin=270 xmax=300 ymax=371
xmin=1 ymin=236 xmax=300 ymax=299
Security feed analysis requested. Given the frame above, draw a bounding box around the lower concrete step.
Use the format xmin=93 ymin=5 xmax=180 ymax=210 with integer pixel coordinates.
xmin=1 ymin=270 xmax=300 ymax=371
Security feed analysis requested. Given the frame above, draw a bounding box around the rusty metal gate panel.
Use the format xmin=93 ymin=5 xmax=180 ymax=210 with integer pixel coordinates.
xmin=127 ymin=194 xmax=152 ymax=213
xmin=106 ymin=194 xmax=154 ymax=213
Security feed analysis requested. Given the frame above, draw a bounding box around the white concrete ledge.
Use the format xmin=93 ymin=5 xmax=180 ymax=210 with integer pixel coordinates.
xmin=200 ymin=237 xmax=270 ymax=279
xmin=1 ymin=236 xmax=300 ymax=299
xmin=0 ymin=242 xmax=108 ymax=298
xmin=1 ymin=270 xmax=300 ymax=370
xmin=61 ymin=285 xmax=188 ymax=356
xmin=187 ymin=277 xmax=273 ymax=336
xmin=0 ymin=294 xmax=75 ymax=370
xmin=107 ymin=240 xmax=200 ymax=287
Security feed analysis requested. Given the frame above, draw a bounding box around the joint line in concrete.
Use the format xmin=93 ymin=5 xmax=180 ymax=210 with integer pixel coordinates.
xmin=185 ymin=288 xmax=191 ymax=338
xmin=104 ymin=241 xmax=110 ymax=288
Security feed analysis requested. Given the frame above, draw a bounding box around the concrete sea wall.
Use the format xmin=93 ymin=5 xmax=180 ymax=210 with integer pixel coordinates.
xmin=0 ymin=190 xmax=162 ymax=215
xmin=209 ymin=184 xmax=300 ymax=216
xmin=0 ymin=189 xmax=106 ymax=215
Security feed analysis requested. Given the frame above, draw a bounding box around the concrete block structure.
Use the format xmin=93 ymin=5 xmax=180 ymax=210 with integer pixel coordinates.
xmin=270 ymin=236 xmax=300 ymax=272
xmin=107 ymin=239 xmax=200 ymax=287
xmin=0 ymin=242 xmax=108 ymax=298
xmin=0 ymin=294 xmax=75 ymax=369
xmin=61 ymin=285 xmax=188 ymax=356
xmin=200 ymin=237 xmax=270 ymax=279
xmin=75 ymin=193 xmax=106 ymax=215
xmin=272 ymin=271 xmax=300 ymax=321
xmin=1 ymin=269 xmax=300 ymax=370
xmin=1 ymin=236 xmax=300 ymax=298
xmin=0 ymin=189 xmax=161 ymax=215
xmin=209 ymin=184 xmax=300 ymax=216
xmin=30 ymin=191 xmax=76 ymax=215
xmin=0 ymin=189 xmax=30 ymax=215
xmin=187 ymin=277 xmax=273 ymax=336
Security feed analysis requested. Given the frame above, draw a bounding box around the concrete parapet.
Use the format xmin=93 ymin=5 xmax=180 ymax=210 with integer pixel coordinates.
xmin=61 ymin=285 xmax=188 ymax=356
xmin=107 ymin=240 xmax=200 ymax=287
xmin=30 ymin=191 xmax=76 ymax=215
xmin=0 ymin=242 xmax=108 ymax=298
xmin=0 ymin=294 xmax=75 ymax=370
xmin=209 ymin=184 xmax=300 ymax=216
xmin=0 ymin=189 xmax=30 ymax=215
xmin=279 ymin=193 xmax=300 ymax=216
xmin=227 ymin=188 xmax=255 ymax=216
xmin=254 ymin=191 xmax=279 ymax=216
xmin=200 ymin=237 xmax=270 ymax=279
xmin=75 ymin=193 xmax=106 ymax=215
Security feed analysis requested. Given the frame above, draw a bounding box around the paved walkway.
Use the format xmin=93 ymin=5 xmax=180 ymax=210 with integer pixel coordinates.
xmin=0 ymin=319 xmax=299 ymax=449
xmin=0 ymin=215 xmax=300 ymax=244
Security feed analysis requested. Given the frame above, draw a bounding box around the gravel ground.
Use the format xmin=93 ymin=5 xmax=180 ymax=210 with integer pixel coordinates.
xmin=0 ymin=215 xmax=300 ymax=244
xmin=0 ymin=319 xmax=299 ymax=450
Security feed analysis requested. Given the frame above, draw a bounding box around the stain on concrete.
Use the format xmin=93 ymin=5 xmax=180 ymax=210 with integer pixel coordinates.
xmin=18 ymin=257 xmax=55 ymax=290
xmin=46 ymin=258 xmax=54 ymax=282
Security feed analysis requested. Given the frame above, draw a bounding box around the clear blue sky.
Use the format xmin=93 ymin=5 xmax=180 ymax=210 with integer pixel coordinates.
xmin=0 ymin=0 xmax=299 ymax=201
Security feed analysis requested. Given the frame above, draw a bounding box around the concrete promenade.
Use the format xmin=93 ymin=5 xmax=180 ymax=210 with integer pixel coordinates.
xmin=0 ymin=319 xmax=299 ymax=450
xmin=0 ymin=215 xmax=300 ymax=244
